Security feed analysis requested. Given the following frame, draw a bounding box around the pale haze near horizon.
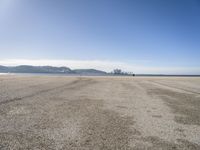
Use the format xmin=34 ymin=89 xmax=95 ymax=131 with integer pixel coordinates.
xmin=0 ymin=0 xmax=200 ymax=74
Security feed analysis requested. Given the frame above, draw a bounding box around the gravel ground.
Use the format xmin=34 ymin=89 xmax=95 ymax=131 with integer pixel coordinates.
xmin=0 ymin=75 xmax=200 ymax=150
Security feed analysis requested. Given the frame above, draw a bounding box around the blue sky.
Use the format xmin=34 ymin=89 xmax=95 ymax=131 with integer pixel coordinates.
xmin=0 ymin=0 xmax=200 ymax=74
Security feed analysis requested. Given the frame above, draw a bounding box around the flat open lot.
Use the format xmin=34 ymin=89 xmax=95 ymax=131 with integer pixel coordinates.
xmin=0 ymin=75 xmax=200 ymax=149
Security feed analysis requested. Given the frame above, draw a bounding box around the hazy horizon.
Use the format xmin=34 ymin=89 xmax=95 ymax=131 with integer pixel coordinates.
xmin=0 ymin=0 xmax=200 ymax=74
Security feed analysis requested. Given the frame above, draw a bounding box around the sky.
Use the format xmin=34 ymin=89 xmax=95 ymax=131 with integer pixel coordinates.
xmin=0 ymin=0 xmax=200 ymax=74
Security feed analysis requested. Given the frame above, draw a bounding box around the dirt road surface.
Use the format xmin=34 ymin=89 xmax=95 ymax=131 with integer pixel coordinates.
xmin=0 ymin=75 xmax=200 ymax=149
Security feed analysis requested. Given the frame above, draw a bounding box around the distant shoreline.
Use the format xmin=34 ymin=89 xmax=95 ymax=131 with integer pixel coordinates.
xmin=136 ymin=74 xmax=200 ymax=77
xmin=0 ymin=73 xmax=200 ymax=77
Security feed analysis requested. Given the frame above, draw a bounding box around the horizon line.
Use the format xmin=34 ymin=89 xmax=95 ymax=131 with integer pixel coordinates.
xmin=0 ymin=59 xmax=200 ymax=75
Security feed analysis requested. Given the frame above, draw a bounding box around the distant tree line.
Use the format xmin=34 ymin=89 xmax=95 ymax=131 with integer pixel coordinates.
xmin=112 ymin=69 xmax=135 ymax=76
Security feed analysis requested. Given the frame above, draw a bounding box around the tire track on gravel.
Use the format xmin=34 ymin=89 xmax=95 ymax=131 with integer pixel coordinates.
xmin=147 ymin=80 xmax=200 ymax=95
xmin=0 ymin=78 xmax=95 ymax=106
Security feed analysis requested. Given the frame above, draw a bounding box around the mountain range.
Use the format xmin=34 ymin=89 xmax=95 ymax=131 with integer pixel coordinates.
xmin=0 ymin=65 xmax=107 ymax=75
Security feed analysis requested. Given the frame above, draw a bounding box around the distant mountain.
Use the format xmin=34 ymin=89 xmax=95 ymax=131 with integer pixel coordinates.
xmin=0 ymin=65 xmax=107 ymax=75
xmin=0 ymin=65 xmax=9 ymax=72
xmin=73 ymin=69 xmax=107 ymax=75
xmin=0 ymin=65 xmax=71 ymax=73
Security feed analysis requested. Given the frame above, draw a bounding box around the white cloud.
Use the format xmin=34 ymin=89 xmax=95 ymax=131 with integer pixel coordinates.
xmin=0 ymin=59 xmax=199 ymax=74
